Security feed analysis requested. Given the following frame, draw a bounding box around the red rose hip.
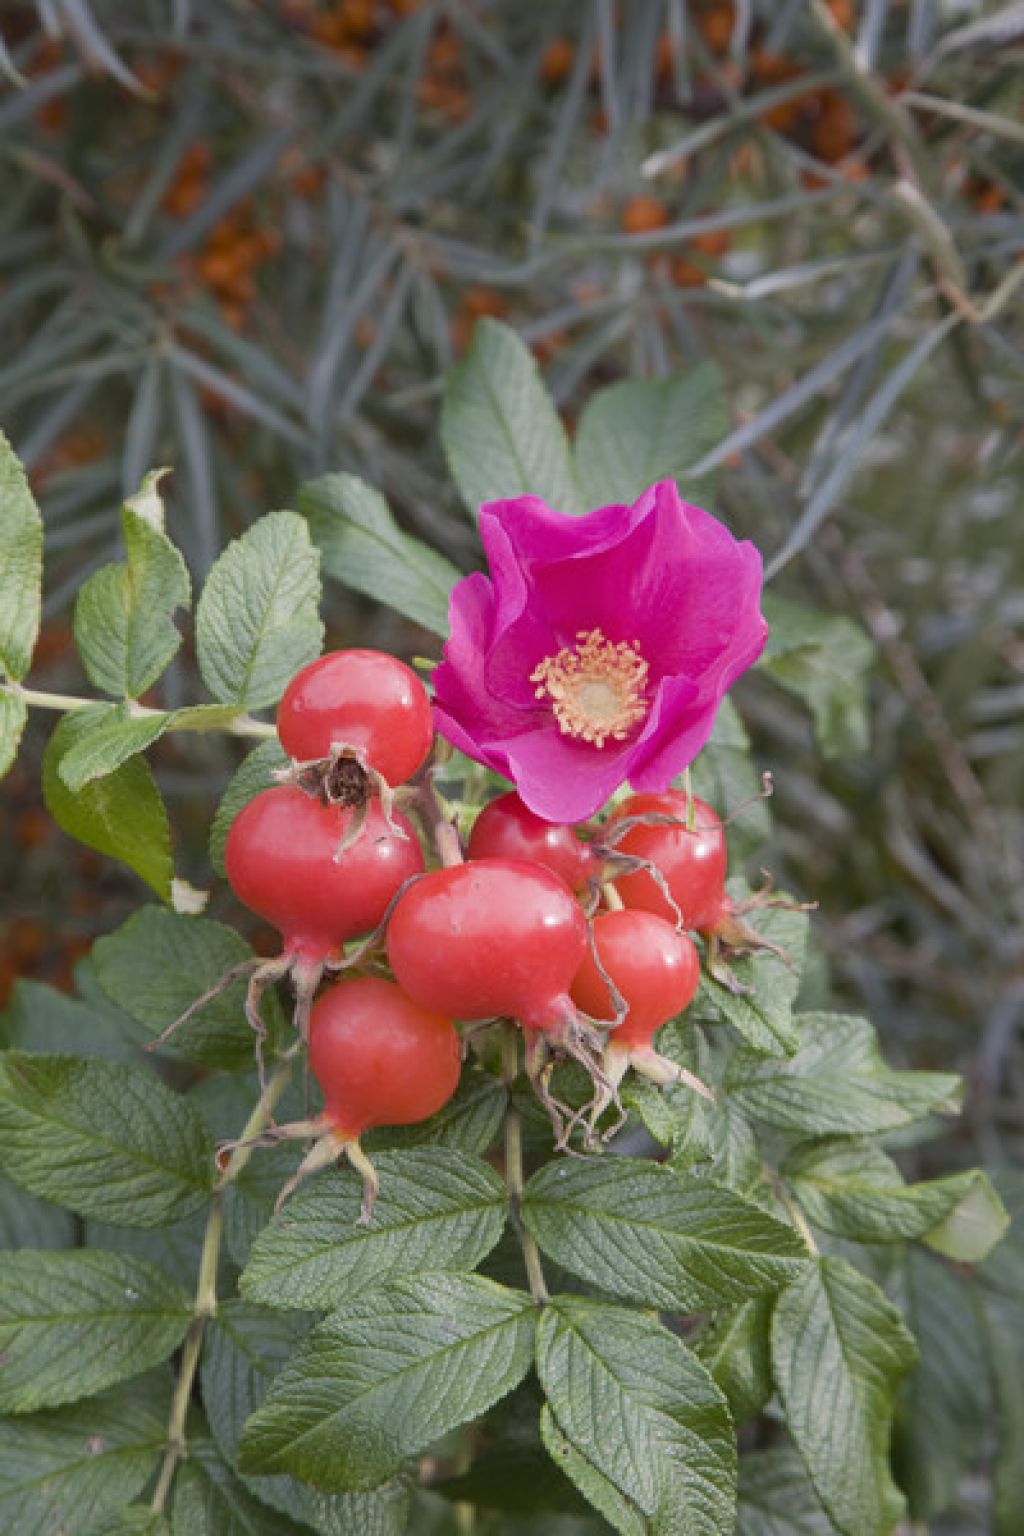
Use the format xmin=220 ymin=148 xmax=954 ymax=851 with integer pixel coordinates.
xmin=607 ymin=792 xmax=727 ymax=930
xmin=467 ymin=792 xmax=597 ymax=892
xmin=225 ymin=784 xmax=423 ymax=961
xmin=277 ymin=649 xmax=434 ymax=786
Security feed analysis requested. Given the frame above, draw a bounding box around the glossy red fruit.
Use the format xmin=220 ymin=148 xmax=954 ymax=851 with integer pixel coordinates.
xmin=386 ymin=859 xmax=588 ymax=1033
xmin=571 ymin=909 xmax=700 ymax=1045
xmin=225 ymin=785 xmax=423 ymax=961
xmin=309 ymin=977 xmax=461 ymax=1140
xmin=467 ymin=792 xmax=597 ymax=892
xmin=277 ymin=649 xmax=434 ymax=785
xmin=607 ymin=792 xmax=727 ymax=931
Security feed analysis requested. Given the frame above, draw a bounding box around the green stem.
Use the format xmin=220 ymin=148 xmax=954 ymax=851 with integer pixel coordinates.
xmin=3 ymin=681 xmax=276 ymax=738
xmin=500 ymin=1027 xmax=549 ymax=1306
xmin=149 ymin=1043 xmax=301 ymax=1515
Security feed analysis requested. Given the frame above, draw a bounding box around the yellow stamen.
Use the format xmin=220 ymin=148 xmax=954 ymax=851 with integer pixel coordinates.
xmin=530 ymin=628 xmax=649 ymax=747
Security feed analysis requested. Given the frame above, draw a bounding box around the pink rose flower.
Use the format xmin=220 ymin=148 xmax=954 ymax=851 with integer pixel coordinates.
xmin=432 ymin=480 xmax=767 ymax=823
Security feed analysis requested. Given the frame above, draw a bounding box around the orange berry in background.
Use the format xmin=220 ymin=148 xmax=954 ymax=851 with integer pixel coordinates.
xmin=532 ymin=329 xmax=570 ymax=366
xmin=692 ymin=226 xmax=731 ymax=258
xmin=339 ymin=0 xmax=376 ymax=41
xmin=655 ymin=33 xmax=676 ymax=84
xmin=826 ymin=0 xmax=855 ymax=30
xmin=463 ymin=286 xmax=506 ymax=319
xmin=539 ymin=37 xmax=574 ymax=86
xmin=14 ymin=810 xmax=52 ymax=852
xmin=696 ymin=1 xmax=735 ymax=55
xmin=427 ymin=31 xmax=461 ymax=75
xmin=809 ymin=90 xmax=857 ymax=164
xmin=10 ymin=918 xmax=47 ymax=968
xmin=621 ymin=196 xmax=671 ymax=235
xmin=671 ymin=256 xmax=706 ymax=288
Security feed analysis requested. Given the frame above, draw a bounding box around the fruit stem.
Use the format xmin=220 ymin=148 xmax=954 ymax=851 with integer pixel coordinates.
xmin=601 ymin=881 xmax=624 ymax=911
xmin=3 ymin=681 xmax=275 ymax=738
xmin=149 ymin=1041 xmax=301 ymax=1515
xmin=500 ymin=1026 xmax=549 ymax=1306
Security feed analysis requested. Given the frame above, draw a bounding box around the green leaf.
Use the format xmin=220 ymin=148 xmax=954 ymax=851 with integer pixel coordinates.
xmin=208 ymin=738 xmax=288 ymax=877
xmin=237 ymin=1274 xmax=535 ymax=1491
xmin=539 ymin=1405 xmax=646 ymax=1536
xmin=978 ymin=1167 xmax=1024 ymax=1298
xmin=0 ymin=428 xmax=43 ymax=682
xmin=0 ymin=1371 xmax=171 ymax=1536
xmin=0 ymin=1053 xmax=214 ymax=1226
xmin=0 ymin=1170 xmax=76 ymax=1249
xmin=536 ymin=1296 xmax=736 ymax=1535
xmin=0 ymin=1248 xmax=190 ymax=1413
xmin=0 ymin=689 xmax=27 ymax=781
xmin=893 ymin=1249 xmax=991 ymax=1522
xmin=366 ymin=1066 xmax=506 ymax=1158
xmin=301 ymin=473 xmax=460 ymax=638
xmin=441 ymin=318 xmax=582 ymax=516
xmin=786 ymin=1140 xmax=1008 ymax=1257
xmin=93 ymin=906 xmax=272 ymax=1071
xmin=0 ymin=976 xmax=144 ymax=1062
xmin=224 ymin=1144 xmax=304 ymax=1270
xmin=57 ymin=708 xmax=170 ymax=791
xmin=695 ymin=1298 xmax=774 ymax=1426
xmin=240 ymin=1147 xmax=508 ymax=1311
xmin=171 ymin=1441 xmax=308 ymax=1536
xmin=574 ymin=364 xmax=728 ymax=509
xmin=195 ymin=511 xmax=323 ymax=710
xmin=522 ymin=1158 xmax=806 ymax=1311
xmin=73 ymin=490 xmax=191 ymax=699
xmin=728 ymin=1013 xmax=963 ymax=1136
xmin=56 ymin=704 xmax=249 ymax=793
xmin=736 ymin=1449 xmax=835 ymax=1536
xmin=622 ymin=1022 xmax=715 ymax=1161
xmin=93 ymin=1508 xmax=169 ymax=1536
xmin=920 ymin=1167 xmax=1009 ymax=1262
xmin=93 ymin=1507 xmax=169 ymax=1535
xmin=86 ymin=1208 xmax=210 ymax=1294
xmin=201 ymin=1301 xmax=411 ymax=1534
xmin=436 ymin=1390 xmax=590 ymax=1516
xmin=759 ymin=595 xmax=875 ymax=758
xmin=689 ymin=699 xmax=771 ymax=862
xmin=771 ymin=1257 xmax=917 ymax=1536
xmin=693 ymin=887 xmax=808 ymax=1057
xmin=42 ymin=708 xmax=174 ymax=900
xmin=981 ymin=1291 xmax=1024 ymax=1536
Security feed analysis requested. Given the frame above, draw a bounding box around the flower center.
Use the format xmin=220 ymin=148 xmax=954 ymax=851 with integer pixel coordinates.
xmin=530 ymin=628 xmax=649 ymax=748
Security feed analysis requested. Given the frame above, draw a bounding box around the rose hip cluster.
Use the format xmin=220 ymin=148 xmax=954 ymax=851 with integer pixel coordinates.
xmin=209 ymin=649 xmax=778 ymax=1221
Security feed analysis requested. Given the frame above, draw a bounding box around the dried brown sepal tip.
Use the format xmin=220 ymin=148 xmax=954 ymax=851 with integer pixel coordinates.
xmin=705 ymin=874 xmax=817 ymax=994
xmin=523 ymin=1009 xmax=621 ymax=1153
xmin=274 ymin=741 xmax=406 ymax=857
xmin=241 ymin=1119 xmax=382 ymax=1225
xmin=143 ymin=949 xmax=327 ymax=1090
xmin=589 ymin=1040 xmax=714 ymax=1137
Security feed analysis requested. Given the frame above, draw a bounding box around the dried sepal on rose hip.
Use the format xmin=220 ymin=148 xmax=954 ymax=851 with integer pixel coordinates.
xmin=149 ymin=785 xmax=424 ymax=1070
xmin=570 ymin=908 xmax=711 ymax=1129
xmin=245 ymin=977 xmax=462 ymax=1224
xmin=275 ymin=649 xmax=434 ymax=848
xmin=385 ymin=858 xmax=614 ymax=1146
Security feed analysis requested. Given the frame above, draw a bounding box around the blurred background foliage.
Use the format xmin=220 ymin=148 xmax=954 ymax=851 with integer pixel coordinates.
xmin=1 ymin=0 xmax=1022 ymax=1336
